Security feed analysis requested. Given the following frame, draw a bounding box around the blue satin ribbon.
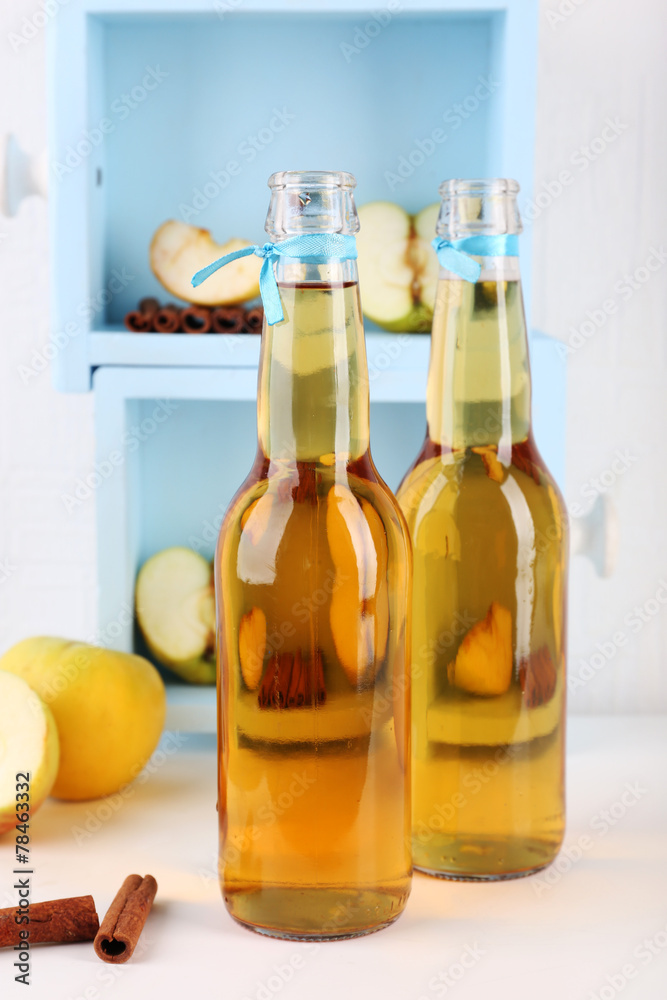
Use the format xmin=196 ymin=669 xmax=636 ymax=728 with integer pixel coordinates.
xmin=432 ymin=234 xmax=519 ymax=283
xmin=191 ymin=233 xmax=358 ymax=325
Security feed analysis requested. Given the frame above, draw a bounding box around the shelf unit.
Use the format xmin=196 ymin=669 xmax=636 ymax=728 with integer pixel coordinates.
xmin=49 ymin=0 xmax=549 ymax=725
xmin=49 ymin=0 xmax=539 ymax=392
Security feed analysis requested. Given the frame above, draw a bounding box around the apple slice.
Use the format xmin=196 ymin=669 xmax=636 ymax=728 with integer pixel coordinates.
xmin=150 ymin=220 xmax=262 ymax=306
xmin=135 ymin=547 xmax=216 ymax=684
xmin=0 ymin=671 xmax=59 ymax=835
xmin=447 ymin=602 xmax=513 ymax=697
xmin=327 ymin=486 xmax=389 ymax=688
xmin=356 ymin=201 xmax=440 ymax=332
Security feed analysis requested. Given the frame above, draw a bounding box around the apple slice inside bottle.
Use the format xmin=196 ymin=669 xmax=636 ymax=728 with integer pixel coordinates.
xmin=327 ymin=486 xmax=389 ymax=689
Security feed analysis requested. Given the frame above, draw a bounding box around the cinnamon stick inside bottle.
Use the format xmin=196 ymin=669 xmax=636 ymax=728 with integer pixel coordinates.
xmin=257 ymin=649 xmax=326 ymax=708
xmin=286 ymin=648 xmax=303 ymax=707
xmin=0 ymin=895 xmax=99 ymax=947
xmin=519 ymin=646 xmax=558 ymax=707
xmin=94 ymin=874 xmax=157 ymax=964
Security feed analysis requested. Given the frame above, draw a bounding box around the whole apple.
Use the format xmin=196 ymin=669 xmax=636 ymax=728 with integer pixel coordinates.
xmin=0 ymin=638 xmax=166 ymax=801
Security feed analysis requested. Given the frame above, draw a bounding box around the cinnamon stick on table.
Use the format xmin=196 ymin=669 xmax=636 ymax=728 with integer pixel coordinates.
xmin=94 ymin=874 xmax=157 ymax=964
xmin=0 ymin=895 xmax=99 ymax=947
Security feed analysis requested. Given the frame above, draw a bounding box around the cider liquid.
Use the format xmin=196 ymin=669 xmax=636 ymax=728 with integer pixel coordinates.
xmin=397 ymin=275 xmax=568 ymax=880
xmin=216 ymin=281 xmax=412 ymax=937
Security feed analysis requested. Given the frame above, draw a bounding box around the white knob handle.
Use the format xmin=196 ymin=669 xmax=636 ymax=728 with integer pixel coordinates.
xmin=570 ymin=493 xmax=619 ymax=578
xmin=1 ymin=134 xmax=48 ymax=217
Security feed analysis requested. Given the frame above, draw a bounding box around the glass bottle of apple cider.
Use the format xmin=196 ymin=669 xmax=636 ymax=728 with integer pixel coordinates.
xmin=210 ymin=171 xmax=412 ymax=937
xmin=397 ymin=179 xmax=568 ymax=880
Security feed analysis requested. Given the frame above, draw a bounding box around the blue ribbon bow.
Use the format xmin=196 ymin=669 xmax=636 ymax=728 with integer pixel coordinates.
xmin=431 ymin=234 xmax=519 ymax=283
xmin=191 ymin=233 xmax=358 ymax=326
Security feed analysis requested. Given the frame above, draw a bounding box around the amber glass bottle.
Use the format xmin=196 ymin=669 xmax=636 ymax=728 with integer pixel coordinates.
xmin=215 ymin=171 xmax=411 ymax=937
xmin=397 ymin=179 xmax=568 ymax=880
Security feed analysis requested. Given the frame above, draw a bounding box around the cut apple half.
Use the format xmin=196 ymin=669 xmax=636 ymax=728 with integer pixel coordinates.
xmin=356 ymin=201 xmax=440 ymax=332
xmin=150 ymin=220 xmax=262 ymax=306
xmin=0 ymin=671 xmax=60 ymax=835
xmin=135 ymin=546 xmax=216 ymax=684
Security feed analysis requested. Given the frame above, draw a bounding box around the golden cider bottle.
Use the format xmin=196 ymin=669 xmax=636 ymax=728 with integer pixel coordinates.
xmin=397 ymin=179 xmax=568 ymax=880
xmin=215 ymin=171 xmax=411 ymax=937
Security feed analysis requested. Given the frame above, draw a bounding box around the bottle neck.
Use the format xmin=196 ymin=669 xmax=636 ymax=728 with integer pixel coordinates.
xmin=426 ymin=254 xmax=532 ymax=456
xmin=257 ymin=258 xmax=370 ymax=467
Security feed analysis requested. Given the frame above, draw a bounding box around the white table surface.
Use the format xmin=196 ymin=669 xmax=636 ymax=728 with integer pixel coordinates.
xmin=2 ymin=715 xmax=666 ymax=1000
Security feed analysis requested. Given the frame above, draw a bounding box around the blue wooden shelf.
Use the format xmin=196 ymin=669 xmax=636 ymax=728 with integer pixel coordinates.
xmin=88 ymin=330 xmax=262 ymax=369
xmin=88 ymin=329 xmax=431 ymax=385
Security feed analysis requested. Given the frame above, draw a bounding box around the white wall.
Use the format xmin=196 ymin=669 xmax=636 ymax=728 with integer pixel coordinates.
xmin=535 ymin=0 xmax=667 ymax=711
xmin=0 ymin=0 xmax=665 ymax=711
xmin=0 ymin=9 xmax=97 ymax=648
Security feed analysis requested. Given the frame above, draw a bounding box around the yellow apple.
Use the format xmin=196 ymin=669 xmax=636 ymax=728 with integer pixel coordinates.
xmin=150 ymin=220 xmax=261 ymax=306
xmin=0 ymin=638 xmax=166 ymax=801
xmin=356 ymin=201 xmax=440 ymax=332
xmin=0 ymin=671 xmax=59 ymax=834
xmin=135 ymin=547 xmax=216 ymax=684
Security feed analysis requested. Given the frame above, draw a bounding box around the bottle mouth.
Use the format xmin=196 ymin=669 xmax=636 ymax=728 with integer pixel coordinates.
xmin=436 ymin=178 xmax=522 ymax=238
xmin=438 ymin=178 xmax=520 ymax=198
xmin=268 ymin=170 xmax=356 ymax=191
xmin=266 ymin=171 xmax=359 ymax=237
